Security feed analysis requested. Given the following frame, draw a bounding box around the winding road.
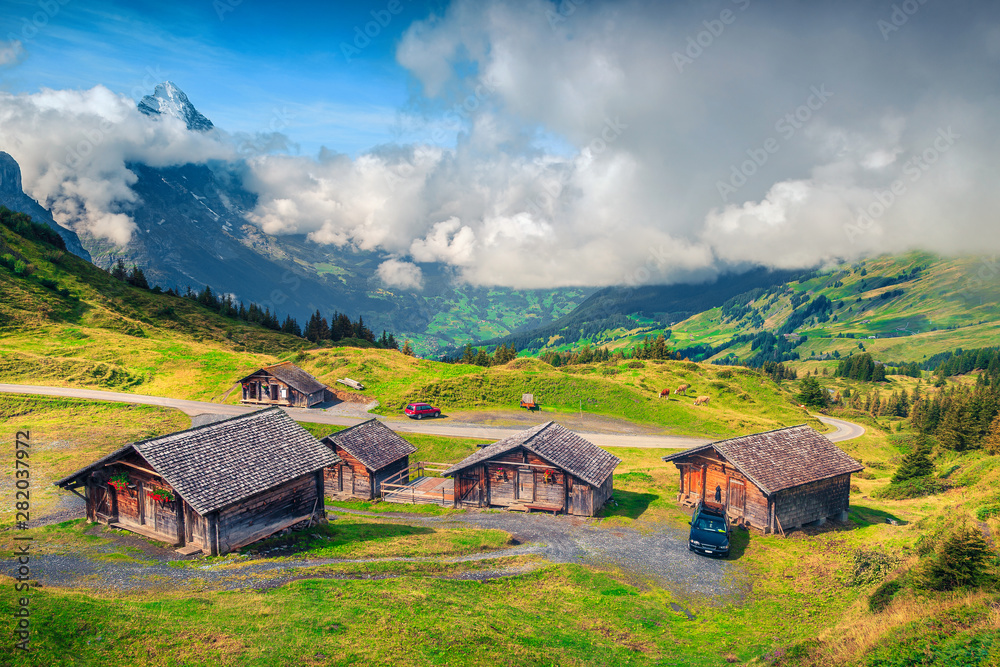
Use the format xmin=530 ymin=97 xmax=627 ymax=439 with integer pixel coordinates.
xmin=0 ymin=383 xmax=863 ymax=449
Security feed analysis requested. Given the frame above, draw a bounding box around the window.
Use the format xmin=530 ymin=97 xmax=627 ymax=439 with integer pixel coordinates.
xmin=695 ymin=517 xmax=727 ymax=533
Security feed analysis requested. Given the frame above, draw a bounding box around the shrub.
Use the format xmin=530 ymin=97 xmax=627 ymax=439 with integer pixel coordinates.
xmin=844 ymin=547 xmax=899 ymax=587
xmin=868 ymin=579 xmax=902 ymax=613
xmin=975 ymin=503 xmax=1000 ymax=521
xmin=872 ymin=477 xmax=946 ymax=500
xmin=850 ymin=483 xmax=861 ymax=493
xmin=626 ymin=360 xmax=644 ymax=369
xmin=918 ymin=524 xmax=993 ymax=591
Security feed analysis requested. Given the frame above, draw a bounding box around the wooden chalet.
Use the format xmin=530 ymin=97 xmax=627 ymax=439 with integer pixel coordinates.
xmin=443 ymin=422 xmax=621 ymax=516
xmin=321 ymin=419 xmax=416 ymax=500
xmin=239 ymin=361 xmax=327 ymax=408
xmin=662 ymin=425 xmax=864 ymax=534
xmin=55 ymin=408 xmax=340 ymax=555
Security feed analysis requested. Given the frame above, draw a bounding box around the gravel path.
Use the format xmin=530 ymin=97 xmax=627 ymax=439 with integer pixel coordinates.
xmin=6 ymin=506 xmax=740 ymax=598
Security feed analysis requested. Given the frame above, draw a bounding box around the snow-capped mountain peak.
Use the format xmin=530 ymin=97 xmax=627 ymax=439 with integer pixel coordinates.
xmin=137 ymin=81 xmax=214 ymax=132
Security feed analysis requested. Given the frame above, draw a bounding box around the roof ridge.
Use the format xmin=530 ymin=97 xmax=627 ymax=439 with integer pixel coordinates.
xmin=325 ymin=417 xmax=378 ymax=440
xmin=711 ymin=423 xmax=808 ymax=447
xmin=133 ymin=407 xmax=285 ymax=449
xmin=522 ymin=420 xmax=555 ymax=444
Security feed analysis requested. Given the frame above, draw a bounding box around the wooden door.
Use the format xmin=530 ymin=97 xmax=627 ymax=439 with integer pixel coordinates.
xmin=186 ymin=505 xmax=204 ymax=544
xmin=517 ymin=468 xmax=534 ymax=502
xmin=687 ymin=467 xmax=703 ymax=498
xmin=342 ymin=467 xmax=354 ymax=495
xmin=728 ymin=479 xmax=746 ymax=516
xmin=143 ymin=489 xmax=156 ymax=530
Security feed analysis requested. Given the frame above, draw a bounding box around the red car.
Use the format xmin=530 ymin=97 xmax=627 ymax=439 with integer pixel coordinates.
xmin=404 ymin=402 xmax=441 ymax=419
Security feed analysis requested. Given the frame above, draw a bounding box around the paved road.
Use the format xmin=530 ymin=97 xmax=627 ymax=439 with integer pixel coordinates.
xmin=815 ymin=415 xmax=866 ymax=442
xmin=0 ymin=383 xmax=862 ymax=450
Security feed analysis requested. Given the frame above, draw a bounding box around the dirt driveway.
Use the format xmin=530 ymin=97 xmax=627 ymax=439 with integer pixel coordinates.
xmin=7 ymin=505 xmax=740 ymax=600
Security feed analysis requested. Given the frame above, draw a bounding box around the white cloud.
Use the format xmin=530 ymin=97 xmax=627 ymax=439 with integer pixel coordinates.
xmin=5 ymin=1 xmax=1000 ymax=288
xmin=0 ymin=86 xmax=232 ymax=243
xmin=0 ymin=40 xmax=24 ymax=67
xmin=377 ymin=259 xmax=424 ymax=290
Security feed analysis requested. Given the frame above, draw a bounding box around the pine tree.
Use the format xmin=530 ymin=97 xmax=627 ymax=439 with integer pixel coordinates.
xmin=938 ymin=396 xmax=974 ymax=451
xmin=797 ymin=377 xmax=828 ymax=408
xmin=126 ymin=265 xmax=149 ymax=289
xmin=982 ymin=414 xmax=1000 ymax=455
xmin=110 ymin=258 xmax=127 ymax=281
xmin=401 ymin=340 xmax=414 ymax=357
xmin=920 ymin=524 xmax=993 ymax=591
xmin=461 ymin=344 xmax=475 ymax=365
xmin=892 ymin=435 xmax=934 ymax=482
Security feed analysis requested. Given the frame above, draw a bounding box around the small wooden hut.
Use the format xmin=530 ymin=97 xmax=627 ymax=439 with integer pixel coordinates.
xmin=55 ymin=408 xmax=340 ymax=555
xmin=443 ymin=422 xmax=621 ymax=516
xmin=662 ymin=425 xmax=863 ymax=534
xmin=321 ymin=419 xmax=416 ymax=500
xmin=239 ymin=361 xmax=327 ymax=408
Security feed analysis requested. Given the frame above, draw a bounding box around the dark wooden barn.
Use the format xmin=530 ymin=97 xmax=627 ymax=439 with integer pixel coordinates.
xmin=321 ymin=419 xmax=417 ymax=500
xmin=662 ymin=425 xmax=864 ymax=534
xmin=55 ymin=407 xmax=340 ymax=555
xmin=239 ymin=361 xmax=327 ymax=408
xmin=443 ymin=422 xmax=621 ymax=516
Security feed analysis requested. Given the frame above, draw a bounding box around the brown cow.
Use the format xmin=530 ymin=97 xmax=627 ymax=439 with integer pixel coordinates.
xmin=659 ymin=389 xmax=671 ymax=398
xmin=676 ymin=383 xmax=690 ymax=395
xmin=693 ymin=395 xmax=711 ymax=406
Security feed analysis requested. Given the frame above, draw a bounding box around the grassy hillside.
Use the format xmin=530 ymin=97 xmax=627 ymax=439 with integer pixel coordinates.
xmin=0 ymin=219 xmax=313 ymax=399
xmin=4 ymin=391 xmax=1000 ymax=665
xmin=498 ymin=252 xmax=1000 ymax=371
xmin=0 ymin=218 xmax=823 ymax=438
xmin=287 ymin=348 xmax=821 ymax=438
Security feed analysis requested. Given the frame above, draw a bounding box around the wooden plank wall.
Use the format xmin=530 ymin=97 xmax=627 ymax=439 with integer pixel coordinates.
xmin=456 ymin=470 xmax=483 ymax=506
xmin=215 ymin=473 xmax=319 ymax=554
xmin=106 ymin=456 xmax=180 ymax=543
xmin=327 ymin=447 xmax=371 ymax=499
xmin=372 ymin=457 xmax=409 ymax=498
xmin=773 ymin=473 xmax=852 ymax=530
xmin=487 ymin=463 xmax=515 ymax=505
xmin=671 ymin=453 xmax=775 ymax=529
xmin=589 ymin=474 xmax=614 ymax=516
xmin=533 ymin=469 xmax=565 ymax=507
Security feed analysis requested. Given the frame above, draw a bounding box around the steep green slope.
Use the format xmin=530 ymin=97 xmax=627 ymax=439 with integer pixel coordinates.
xmin=496 ymin=252 xmax=1000 ymax=370
xmin=0 ymin=211 xmax=308 ymax=400
xmin=0 ymin=211 xmax=818 ymax=437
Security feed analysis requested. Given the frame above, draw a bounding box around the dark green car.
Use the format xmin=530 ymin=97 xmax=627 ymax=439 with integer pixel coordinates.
xmin=688 ymin=502 xmax=730 ymax=557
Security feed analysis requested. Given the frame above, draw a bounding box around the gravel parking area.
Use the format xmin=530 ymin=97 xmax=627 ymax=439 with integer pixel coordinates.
xmin=6 ymin=506 xmax=740 ymax=598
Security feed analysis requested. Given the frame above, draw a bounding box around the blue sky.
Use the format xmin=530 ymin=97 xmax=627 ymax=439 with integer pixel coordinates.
xmin=1 ymin=0 xmax=449 ymax=155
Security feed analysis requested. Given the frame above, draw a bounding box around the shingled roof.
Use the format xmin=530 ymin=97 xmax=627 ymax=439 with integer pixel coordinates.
xmin=239 ymin=361 xmax=326 ymax=395
xmin=661 ymin=424 xmax=863 ymax=495
xmin=322 ymin=419 xmax=416 ymax=471
xmin=443 ymin=422 xmax=621 ymax=488
xmin=56 ymin=407 xmax=340 ymax=515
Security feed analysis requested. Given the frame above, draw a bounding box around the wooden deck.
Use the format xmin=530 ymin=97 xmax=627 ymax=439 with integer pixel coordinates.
xmin=382 ymin=476 xmax=454 ymax=507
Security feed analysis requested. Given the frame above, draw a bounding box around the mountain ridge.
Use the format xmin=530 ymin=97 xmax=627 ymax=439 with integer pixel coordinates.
xmin=0 ymin=151 xmax=91 ymax=261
